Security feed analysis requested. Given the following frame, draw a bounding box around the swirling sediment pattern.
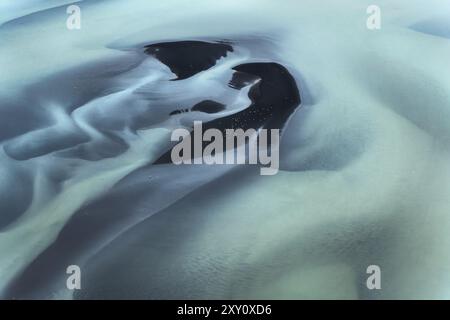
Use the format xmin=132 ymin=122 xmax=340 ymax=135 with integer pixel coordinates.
xmin=1 ymin=0 xmax=450 ymax=299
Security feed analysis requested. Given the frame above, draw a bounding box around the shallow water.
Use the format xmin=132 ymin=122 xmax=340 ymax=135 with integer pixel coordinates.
xmin=0 ymin=0 xmax=450 ymax=299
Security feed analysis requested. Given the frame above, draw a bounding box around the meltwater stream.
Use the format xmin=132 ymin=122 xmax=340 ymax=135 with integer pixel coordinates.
xmin=1 ymin=0 xmax=450 ymax=299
